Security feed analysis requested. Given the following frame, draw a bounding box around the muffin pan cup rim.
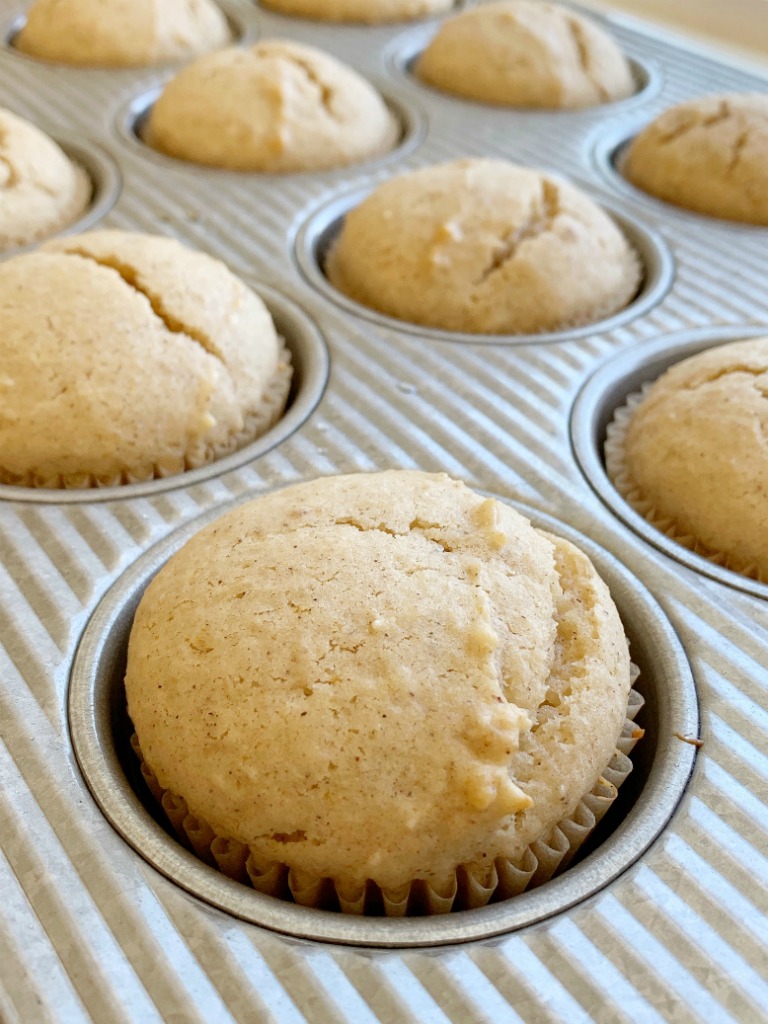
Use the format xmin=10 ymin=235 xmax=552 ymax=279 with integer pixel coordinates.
xmin=385 ymin=20 xmax=662 ymax=116
xmin=68 ymin=490 xmax=699 ymax=948
xmin=115 ymin=76 xmax=426 ymax=179
xmin=570 ymin=323 xmax=768 ymax=599
xmin=592 ymin=124 xmax=768 ymax=232
xmin=293 ymin=179 xmax=675 ymax=345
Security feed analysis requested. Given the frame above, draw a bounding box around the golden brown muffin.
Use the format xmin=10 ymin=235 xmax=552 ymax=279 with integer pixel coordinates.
xmin=261 ymin=0 xmax=452 ymax=23
xmin=145 ymin=40 xmax=399 ymax=172
xmin=15 ymin=0 xmax=230 ymax=68
xmin=126 ymin=471 xmax=632 ymax=902
xmin=0 ymin=231 xmax=290 ymax=488
xmin=616 ymin=338 xmax=768 ymax=580
xmin=622 ymin=94 xmax=768 ymax=224
xmin=417 ymin=1 xmax=634 ymax=108
xmin=0 ymin=107 xmax=90 ymax=250
xmin=326 ymin=159 xmax=640 ymax=334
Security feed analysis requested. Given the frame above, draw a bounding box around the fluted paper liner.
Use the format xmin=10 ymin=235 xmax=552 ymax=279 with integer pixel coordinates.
xmin=605 ymin=387 xmax=767 ymax=583
xmin=1 ymin=339 xmax=292 ymax=490
xmin=131 ymin=678 xmax=644 ymax=917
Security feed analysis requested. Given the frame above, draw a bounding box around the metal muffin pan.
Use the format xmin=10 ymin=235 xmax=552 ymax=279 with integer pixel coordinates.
xmin=68 ymin=497 xmax=697 ymax=947
xmin=1 ymin=0 xmax=768 ymax=1019
xmin=571 ymin=323 xmax=768 ymax=600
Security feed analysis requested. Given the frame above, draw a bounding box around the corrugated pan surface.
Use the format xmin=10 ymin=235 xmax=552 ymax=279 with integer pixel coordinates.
xmin=1 ymin=0 xmax=767 ymax=1020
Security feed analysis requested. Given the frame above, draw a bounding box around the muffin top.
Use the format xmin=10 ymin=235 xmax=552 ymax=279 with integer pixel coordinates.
xmin=417 ymin=1 xmax=634 ymax=108
xmin=623 ymin=93 xmax=768 ymax=225
xmin=326 ymin=158 xmax=640 ymax=334
xmin=126 ymin=471 xmax=631 ymax=891
xmin=16 ymin=0 xmax=230 ymax=68
xmin=622 ymin=338 xmax=768 ymax=579
xmin=0 ymin=230 xmax=284 ymax=488
xmin=145 ymin=41 xmax=399 ymax=172
xmin=260 ymin=0 xmax=452 ymax=23
xmin=0 ymin=107 xmax=91 ymax=250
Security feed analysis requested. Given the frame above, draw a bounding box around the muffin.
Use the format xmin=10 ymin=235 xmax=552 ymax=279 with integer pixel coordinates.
xmin=125 ymin=471 xmax=635 ymax=913
xmin=260 ymin=0 xmax=452 ymax=24
xmin=0 ymin=107 xmax=91 ymax=250
xmin=145 ymin=41 xmax=399 ymax=173
xmin=608 ymin=338 xmax=768 ymax=582
xmin=0 ymin=230 xmax=291 ymax=489
xmin=417 ymin=1 xmax=634 ymax=109
xmin=622 ymin=94 xmax=768 ymax=225
xmin=326 ymin=159 xmax=641 ymax=334
xmin=15 ymin=0 xmax=230 ymax=68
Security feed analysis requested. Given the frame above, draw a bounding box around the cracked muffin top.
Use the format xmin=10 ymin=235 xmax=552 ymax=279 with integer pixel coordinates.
xmin=0 ymin=230 xmax=289 ymax=489
xmin=326 ymin=158 xmax=641 ymax=334
xmin=145 ymin=40 xmax=399 ymax=173
xmin=417 ymin=1 xmax=634 ymax=109
xmin=623 ymin=94 xmax=768 ymax=224
xmin=621 ymin=338 xmax=768 ymax=579
xmin=0 ymin=107 xmax=90 ymax=251
xmin=260 ymin=0 xmax=452 ymax=23
xmin=15 ymin=0 xmax=230 ymax=68
xmin=125 ymin=470 xmax=631 ymax=891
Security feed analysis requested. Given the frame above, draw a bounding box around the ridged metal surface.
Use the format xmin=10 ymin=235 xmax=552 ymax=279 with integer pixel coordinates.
xmin=0 ymin=0 xmax=767 ymax=1020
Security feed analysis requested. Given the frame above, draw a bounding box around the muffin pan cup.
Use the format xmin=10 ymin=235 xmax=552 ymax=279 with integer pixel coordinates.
xmin=68 ymin=496 xmax=697 ymax=947
xmin=571 ymin=324 xmax=768 ymax=599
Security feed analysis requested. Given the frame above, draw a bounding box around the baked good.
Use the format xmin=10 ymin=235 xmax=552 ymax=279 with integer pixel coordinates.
xmin=0 ymin=107 xmax=90 ymax=250
xmin=15 ymin=0 xmax=230 ymax=68
xmin=614 ymin=338 xmax=768 ymax=580
xmin=417 ymin=1 xmax=634 ymax=108
xmin=260 ymin=0 xmax=452 ymax=23
xmin=0 ymin=230 xmax=290 ymax=488
xmin=145 ymin=41 xmax=399 ymax=172
xmin=326 ymin=159 xmax=641 ymax=334
xmin=126 ymin=470 xmax=633 ymax=909
xmin=622 ymin=94 xmax=768 ymax=224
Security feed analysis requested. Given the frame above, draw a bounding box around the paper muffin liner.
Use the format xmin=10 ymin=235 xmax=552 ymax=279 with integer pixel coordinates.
xmin=131 ymin=676 xmax=644 ymax=917
xmin=0 ymin=339 xmax=292 ymax=490
xmin=605 ymin=387 xmax=767 ymax=584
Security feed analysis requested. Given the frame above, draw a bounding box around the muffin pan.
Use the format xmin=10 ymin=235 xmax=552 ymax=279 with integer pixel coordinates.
xmin=1 ymin=0 xmax=767 ymax=1019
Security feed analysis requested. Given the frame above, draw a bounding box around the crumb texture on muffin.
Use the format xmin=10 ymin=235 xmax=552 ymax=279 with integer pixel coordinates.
xmin=326 ymin=158 xmax=640 ymax=334
xmin=0 ymin=230 xmax=288 ymax=488
xmin=621 ymin=338 xmax=768 ymax=579
xmin=15 ymin=0 xmax=230 ymax=67
xmin=126 ymin=471 xmax=631 ymax=891
xmin=417 ymin=1 xmax=634 ymax=108
xmin=261 ymin=0 xmax=452 ymax=24
xmin=623 ymin=94 xmax=768 ymax=224
xmin=0 ymin=107 xmax=91 ymax=250
xmin=145 ymin=41 xmax=399 ymax=172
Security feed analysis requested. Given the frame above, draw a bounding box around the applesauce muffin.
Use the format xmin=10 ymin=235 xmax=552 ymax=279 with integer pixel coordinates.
xmin=608 ymin=338 xmax=768 ymax=581
xmin=261 ymin=0 xmax=452 ymax=23
xmin=0 ymin=230 xmax=291 ymax=489
xmin=126 ymin=471 xmax=634 ymax=913
xmin=417 ymin=1 xmax=634 ymax=109
xmin=0 ymin=107 xmax=90 ymax=250
xmin=145 ymin=41 xmax=399 ymax=172
xmin=326 ymin=159 xmax=641 ymax=334
xmin=15 ymin=0 xmax=230 ymax=68
xmin=622 ymin=94 xmax=768 ymax=224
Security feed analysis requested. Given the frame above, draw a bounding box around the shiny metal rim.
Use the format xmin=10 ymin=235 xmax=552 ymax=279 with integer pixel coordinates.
xmin=68 ymin=494 xmax=698 ymax=948
xmin=293 ymin=181 xmax=675 ymax=345
xmin=0 ymin=284 xmax=330 ymax=504
xmin=115 ymin=79 xmax=426 ymax=179
xmin=571 ymin=324 xmax=768 ymax=599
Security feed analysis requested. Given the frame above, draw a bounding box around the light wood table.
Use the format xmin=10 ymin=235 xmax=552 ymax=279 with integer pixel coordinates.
xmin=580 ymin=0 xmax=768 ymax=70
